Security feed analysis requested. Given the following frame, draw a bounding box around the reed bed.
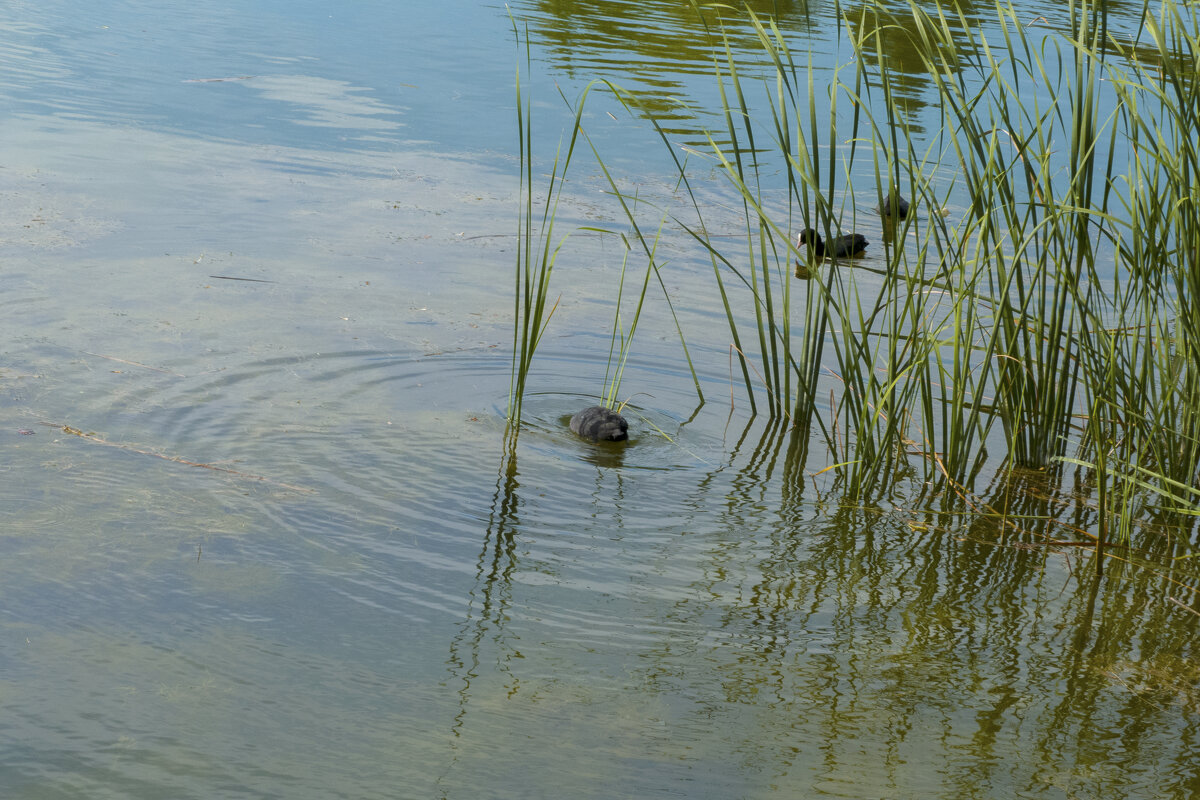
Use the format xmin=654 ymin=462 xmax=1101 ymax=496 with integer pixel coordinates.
xmin=509 ymin=0 xmax=1200 ymax=550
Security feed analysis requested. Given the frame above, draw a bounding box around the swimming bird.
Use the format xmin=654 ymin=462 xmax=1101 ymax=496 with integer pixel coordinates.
xmin=570 ymin=405 xmax=628 ymax=442
xmin=878 ymin=192 xmax=911 ymax=218
xmin=798 ymin=229 xmax=868 ymax=259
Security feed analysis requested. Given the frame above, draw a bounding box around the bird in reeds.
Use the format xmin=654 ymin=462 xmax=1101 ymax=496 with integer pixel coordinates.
xmin=798 ymin=229 xmax=868 ymax=260
xmin=878 ymin=192 xmax=911 ymax=219
xmin=570 ymin=405 xmax=628 ymax=442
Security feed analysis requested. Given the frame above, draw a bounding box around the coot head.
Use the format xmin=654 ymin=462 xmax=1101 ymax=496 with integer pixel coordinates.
xmin=879 ymin=192 xmax=911 ymax=218
xmin=570 ymin=405 xmax=628 ymax=442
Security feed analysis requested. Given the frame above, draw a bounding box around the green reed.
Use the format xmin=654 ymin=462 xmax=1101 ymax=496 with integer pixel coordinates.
xmin=507 ymin=55 xmax=703 ymax=432
xmin=903 ymin=1 xmax=1186 ymax=524
xmin=1079 ymin=0 xmax=1200 ymax=541
xmin=506 ymin=22 xmax=585 ymax=432
xmin=507 ymin=0 xmax=1200 ymax=544
xmin=562 ymin=81 xmax=704 ymax=410
xmin=660 ymin=0 xmax=1199 ymax=518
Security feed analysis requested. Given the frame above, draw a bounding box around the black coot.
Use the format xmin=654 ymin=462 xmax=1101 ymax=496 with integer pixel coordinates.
xmin=878 ymin=192 xmax=911 ymax=218
xmin=570 ymin=406 xmax=629 ymax=442
xmin=798 ymin=229 xmax=869 ymax=259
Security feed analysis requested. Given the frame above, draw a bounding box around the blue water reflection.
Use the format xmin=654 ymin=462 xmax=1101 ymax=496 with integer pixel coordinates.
xmin=1 ymin=0 xmax=518 ymax=154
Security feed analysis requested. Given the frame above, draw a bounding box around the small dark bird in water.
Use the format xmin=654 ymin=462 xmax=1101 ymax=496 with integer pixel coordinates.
xmin=798 ymin=229 xmax=868 ymax=259
xmin=878 ymin=192 xmax=911 ymax=219
xmin=570 ymin=405 xmax=628 ymax=442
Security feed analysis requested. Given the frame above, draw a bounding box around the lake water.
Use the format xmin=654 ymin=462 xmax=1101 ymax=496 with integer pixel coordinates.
xmin=3 ymin=1 xmax=1199 ymax=799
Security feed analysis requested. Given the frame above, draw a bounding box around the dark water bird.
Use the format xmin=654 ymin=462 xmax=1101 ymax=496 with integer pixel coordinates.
xmin=570 ymin=405 xmax=629 ymax=442
xmin=878 ymin=192 xmax=911 ymax=218
xmin=798 ymin=229 xmax=868 ymax=259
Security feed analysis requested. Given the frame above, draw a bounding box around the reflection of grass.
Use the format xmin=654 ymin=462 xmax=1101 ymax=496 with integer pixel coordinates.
xmin=1102 ymin=654 xmax=1200 ymax=712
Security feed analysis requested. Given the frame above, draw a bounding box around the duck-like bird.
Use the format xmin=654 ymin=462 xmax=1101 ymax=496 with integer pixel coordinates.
xmin=878 ymin=192 xmax=911 ymax=219
xmin=570 ymin=406 xmax=629 ymax=442
xmin=798 ymin=229 xmax=869 ymax=259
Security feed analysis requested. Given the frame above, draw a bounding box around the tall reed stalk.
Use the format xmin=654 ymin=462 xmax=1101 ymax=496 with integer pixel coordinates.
xmin=507 ymin=57 xmax=704 ymax=432
xmin=657 ymin=0 xmax=1197 ymax=513
xmin=506 ymin=24 xmax=584 ymax=433
xmin=508 ymin=0 xmax=1200 ymax=545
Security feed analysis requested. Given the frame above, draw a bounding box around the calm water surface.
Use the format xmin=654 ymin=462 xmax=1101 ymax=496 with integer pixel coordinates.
xmin=2 ymin=1 xmax=1198 ymax=799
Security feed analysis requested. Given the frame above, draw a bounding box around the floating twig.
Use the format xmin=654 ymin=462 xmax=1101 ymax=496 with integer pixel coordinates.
xmin=1169 ymin=597 xmax=1200 ymax=617
xmin=208 ymin=275 xmax=277 ymax=283
xmin=79 ymin=351 xmax=185 ymax=377
xmin=183 ymin=76 xmax=257 ymax=83
xmin=40 ymin=422 xmax=312 ymax=493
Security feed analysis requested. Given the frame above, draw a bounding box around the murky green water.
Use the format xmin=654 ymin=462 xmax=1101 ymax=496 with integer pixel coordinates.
xmin=3 ymin=1 xmax=1199 ymax=798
